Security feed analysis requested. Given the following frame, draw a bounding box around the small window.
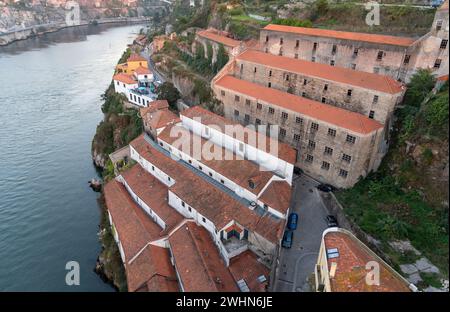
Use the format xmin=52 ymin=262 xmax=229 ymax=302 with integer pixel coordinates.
xmin=296 ymin=116 xmax=303 ymax=124
xmin=220 ymin=179 xmax=224 ymax=184
xmin=293 ymin=134 xmax=301 ymax=142
xmin=328 ymin=128 xmax=336 ymax=137
xmin=308 ymin=140 xmax=316 ymax=149
xmin=347 ymin=89 xmax=352 ymax=97
xmin=244 ymin=114 xmax=250 ymax=122
xmin=198 ymin=165 xmax=203 ymax=171
xmin=286 ymin=74 xmax=290 ymax=81
xmin=240 ymin=63 xmax=243 ymax=72
xmin=257 ymin=103 xmax=262 ymax=110
xmin=369 ymin=110 xmax=375 ymax=119
xmin=436 ymin=20 xmax=443 ymax=31
xmin=303 ymin=79 xmax=307 ymax=85
xmin=295 ymin=40 xmax=300 ymax=48
xmin=269 ymin=107 xmax=275 ymax=114
xmin=168 ymin=176 xmax=171 ymax=182
xmin=339 ymin=169 xmax=348 ymax=178
xmin=281 ymin=112 xmax=288 ymax=119
xmin=330 ymin=60 xmax=335 ymax=66
xmin=202 ymin=217 xmax=206 ymax=223
xmin=238 ymin=142 xmax=244 ymax=153
xmin=221 ymin=90 xmax=225 ymax=96
xmin=313 ymin=42 xmax=317 ymax=51
xmin=321 ymin=97 xmax=326 ymax=103
xmin=302 ymin=92 xmax=307 ymax=97
xmin=373 ymin=67 xmax=380 ymax=74
xmin=403 ymin=55 xmax=410 ymax=65
xmin=373 ymin=95 xmax=379 ymax=104
xmin=434 ymin=59 xmax=442 ymax=69
xmin=311 ymin=56 xmax=315 ymax=62
xmin=279 ymin=49 xmax=283 ymax=56
xmin=353 ymin=48 xmax=359 ymax=56
xmin=295 ymin=53 xmax=299 ymax=59
xmin=188 ymin=159 xmax=192 ymax=164
xmin=346 ymin=135 xmax=356 ymax=144
xmin=324 ymin=146 xmax=333 ymax=155
xmin=321 ymin=161 xmax=330 ymax=170
xmin=351 ymin=63 xmax=356 ymax=70
xmin=188 ymin=206 xmax=192 ymax=212
xmin=311 ymin=122 xmax=319 ymax=131
xmin=245 ymin=99 xmax=250 ymax=105
xmin=268 ymin=82 xmax=272 ymax=88
xmin=265 ymin=35 xmax=269 ymax=42
xmin=269 ymin=70 xmax=272 ymax=77
xmin=280 ymin=37 xmax=283 ymax=45
xmin=235 ymin=95 xmax=240 ymax=102
xmin=279 ymin=128 xmax=286 ymax=137
xmin=255 ymin=118 xmax=261 ymax=125
xmin=342 ymin=154 xmax=352 ymax=163
xmin=331 ymin=44 xmax=337 ymax=55
xmin=181 ymin=201 xmax=185 ymax=207
xmin=323 ymin=84 xmax=328 ymax=91
xmin=377 ymin=51 xmax=383 ymax=61
xmin=234 ymin=110 xmax=239 ymax=116
xmin=151 ymin=165 xmax=155 ymax=171
xmin=305 ymin=154 xmax=314 ymax=163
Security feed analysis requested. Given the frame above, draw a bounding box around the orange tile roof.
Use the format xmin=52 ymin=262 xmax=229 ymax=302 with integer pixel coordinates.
xmin=229 ymin=250 xmax=270 ymax=292
xmin=197 ymin=29 xmax=241 ymax=48
xmin=237 ymin=49 xmax=404 ymax=94
xmin=324 ymin=230 xmax=411 ymax=292
xmin=215 ymin=75 xmax=383 ymax=135
xmin=140 ymin=100 xmax=170 ymax=116
xmin=169 ymin=221 xmax=238 ymax=292
xmin=120 ymin=164 xmax=184 ymax=232
xmin=181 ymin=106 xmax=297 ymax=164
xmin=113 ymin=73 xmax=137 ymax=85
xmin=127 ymin=53 xmax=147 ymax=62
xmin=134 ymin=66 xmax=152 ymax=75
xmin=157 ymin=124 xmax=274 ymax=196
xmin=263 ymin=24 xmax=416 ymax=47
xmin=259 ymin=180 xmax=292 ymax=215
xmin=129 ymin=134 xmax=285 ymax=243
xmin=437 ymin=74 xmax=449 ymax=81
xmin=145 ymin=109 xmax=181 ymax=130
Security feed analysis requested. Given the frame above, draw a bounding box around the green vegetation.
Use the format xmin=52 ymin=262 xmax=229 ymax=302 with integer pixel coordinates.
xmin=419 ymin=272 xmax=443 ymax=289
xmin=336 ymin=71 xmax=449 ymax=277
xmin=157 ymin=82 xmax=181 ymax=110
xmin=272 ymin=18 xmax=313 ymax=28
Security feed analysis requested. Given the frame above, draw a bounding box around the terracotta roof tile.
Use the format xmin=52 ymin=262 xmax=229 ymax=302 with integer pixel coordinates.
xmin=181 ymin=106 xmax=297 ymax=164
xmin=237 ymin=49 xmax=404 ymax=94
xmin=127 ymin=53 xmax=148 ymax=62
xmin=259 ymin=180 xmax=292 ymax=215
xmin=263 ymin=24 xmax=415 ymax=47
xmin=229 ymin=250 xmax=270 ymax=292
xmin=113 ymin=73 xmax=137 ymax=85
xmin=140 ymin=100 xmax=170 ymax=116
xmin=197 ymin=29 xmax=241 ymax=48
xmin=134 ymin=66 xmax=152 ymax=75
xmin=215 ymin=75 xmax=384 ymax=135
xmin=145 ymin=109 xmax=181 ymax=130
xmin=169 ymin=221 xmax=238 ymax=292
xmin=324 ymin=231 xmax=411 ymax=292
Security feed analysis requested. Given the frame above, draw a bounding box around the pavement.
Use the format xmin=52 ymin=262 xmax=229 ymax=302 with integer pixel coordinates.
xmin=274 ymin=174 xmax=329 ymax=292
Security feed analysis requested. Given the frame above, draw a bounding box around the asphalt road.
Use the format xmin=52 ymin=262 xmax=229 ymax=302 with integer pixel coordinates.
xmin=274 ymin=174 xmax=329 ymax=292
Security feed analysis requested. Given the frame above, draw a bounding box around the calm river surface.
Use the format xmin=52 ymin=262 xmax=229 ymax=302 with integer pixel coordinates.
xmin=0 ymin=24 xmax=143 ymax=291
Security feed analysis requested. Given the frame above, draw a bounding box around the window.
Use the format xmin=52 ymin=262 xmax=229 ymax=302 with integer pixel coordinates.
xmin=221 ymin=90 xmax=225 ymax=96
xmin=296 ymin=39 xmax=300 ymax=48
xmin=188 ymin=159 xmax=192 ymax=164
xmin=306 ymin=154 xmax=314 ymax=163
xmin=235 ymin=95 xmax=240 ymax=102
xmin=311 ymin=122 xmax=319 ymax=131
xmin=308 ymin=140 xmax=316 ymax=149
xmin=269 ymin=107 xmax=275 ymax=114
xmin=347 ymin=89 xmax=352 ymax=97
xmin=240 ymin=63 xmax=243 ymax=72
xmin=351 ymin=63 xmax=356 ymax=70
xmin=313 ymin=42 xmax=317 ymax=51
xmin=257 ymin=103 xmax=262 ymax=110
xmin=328 ymin=128 xmax=336 ymax=137
xmin=302 ymin=92 xmax=307 ymax=97
xmin=353 ymin=48 xmax=359 ymax=56
xmin=268 ymin=82 xmax=272 ymax=88
xmin=342 ymin=154 xmax=352 ymax=163
xmin=151 ymin=165 xmax=155 ymax=171
xmin=202 ymin=217 xmax=206 ymax=223
xmin=296 ymin=116 xmax=303 ymax=124
xmin=255 ymin=118 xmax=261 ymax=125
xmin=220 ymin=179 xmax=224 ymax=184
xmin=324 ymin=146 xmax=333 ymax=155
xmin=181 ymin=201 xmax=185 ymax=207
xmin=295 ymin=53 xmax=299 ymax=59
xmin=303 ymin=79 xmax=307 ymax=85
xmin=269 ymin=70 xmax=272 ymax=77
xmin=436 ymin=20 xmax=443 ymax=31
xmin=265 ymin=35 xmax=269 ymax=42
xmin=403 ymin=55 xmax=410 ymax=64
xmin=279 ymin=128 xmax=286 ymax=137
xmin=373 ymin=95 xmax=379 ymax=104
xmin=279 ymin=49 xmax=283 ymax=56
xmin=321 ymin=97 xmax=326 ymax=103
xmin=168 ymin=176 xmax=171 ymax=182
xmin=323 ymin=84 xmax=328 ymax=91
xmin=234 ymin=110 xmax=239 ymax=116
xmin=311 ymin=56 xmax=315 ymax=62
xmin=281 ymin=112 xmax=288 ymax=119
xmin=116 ymin=81 xmax=119 ymax=85
xmin=198 ymin=165 xmax=202 ymax=171
xmin=332 ymin=44 xmax=337 ymax=55
xmin=245 ymin=99 xmax=251 ymax=105
xmin=280 ymin=37 xmax=283 ymax=45
xmin=285 ymin=74 xmax=290 ymax=81
xmin=238 ymin=142 xmax=244 ymax=153
xmin=369 ymin=110 xmax=375 ymax=119
xmin=321 ymin=161 xmax=330 ymax=170
xmin=377 ymin=50 xmax=383 ymax=61
xmin=293 ymin=134 xmax=301 ymax=142
xmin=330 ymin=60 xmax=335 ymax=66
xmin=434 ymin=59 xmax=442 ymax=68
xmin=339 ymin=169 xmax=348 ymax=178
xmin=254 ymin=67 xmax=257 ymax=73
xmin=244 ymin=114 xmax=250 ymax=122
xmin=373 ymin=67 xmax=380 ymax=74
xmin=188 ymin=206 xmax=192 ymax=212
xmin=346 ymin=134 xmax=356 ymax=144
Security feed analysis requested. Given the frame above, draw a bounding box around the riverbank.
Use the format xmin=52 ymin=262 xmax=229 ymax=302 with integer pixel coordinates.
xmin=0 ymin=17 xmax=150 ymax=46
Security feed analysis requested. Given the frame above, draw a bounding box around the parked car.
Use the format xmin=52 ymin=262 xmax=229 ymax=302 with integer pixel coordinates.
xmin=317 ymin=183 xmax=335 ymax=193
xmin=326 ymin=215 xmax=338 ymax=228
xmin=287 ymin=212 xmax=298 ymax=230
xmin=282 ymin=230 xmax=293 ymax=248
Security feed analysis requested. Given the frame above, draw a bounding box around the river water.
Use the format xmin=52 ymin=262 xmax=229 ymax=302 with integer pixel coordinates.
xmin=0 ymin=24 xmax=143 ymax=291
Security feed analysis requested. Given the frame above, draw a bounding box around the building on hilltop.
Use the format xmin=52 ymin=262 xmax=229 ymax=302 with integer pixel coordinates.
xmin=193 ymin=28 xmax=246 ymax=63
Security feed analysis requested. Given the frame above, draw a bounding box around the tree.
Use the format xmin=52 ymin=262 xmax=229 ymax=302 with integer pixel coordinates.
xmin=404 ymin=69 xmax=436 ymax=108
xmin=214 ymin=43 xmax=229 ymax=73
xmin=157 ymin=82 xmax=181 ymax=110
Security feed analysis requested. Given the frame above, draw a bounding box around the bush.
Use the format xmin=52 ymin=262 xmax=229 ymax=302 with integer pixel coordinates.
xmin=157 ymin=82 xmax=181 ymax=110
xmin=272 ymin=18 xmax=313 ymax=28
xmin=404 ymin=69 xmax=436 ymax=108
xmin=424 ymin=90 xmax=449 ymax=135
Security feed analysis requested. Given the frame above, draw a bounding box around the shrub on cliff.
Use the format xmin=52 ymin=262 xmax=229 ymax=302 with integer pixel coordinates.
xmin=157 ymin=82 xmax=181 ymax=110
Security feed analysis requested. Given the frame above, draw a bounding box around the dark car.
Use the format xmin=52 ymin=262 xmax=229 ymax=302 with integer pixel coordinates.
xmin=326 ymin=215 xmax=338 ymax=228
xmin=317 ymin=183 xmax=335 ymax=192
xmin=282 ymin=230 xmax=293 ymax=248
xmin=287 ymin=212 xmax=298 ymax=230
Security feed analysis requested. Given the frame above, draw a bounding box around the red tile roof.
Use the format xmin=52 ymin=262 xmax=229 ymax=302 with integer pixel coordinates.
xmin=324 ymin=230 xmax=411 ymax=292
xmin=263 ymin=24 xmax=416 ymax=47
xmin=229 ymin=250 xmax=270 ymax=292
xmin=134 ymin=66 xmax=152 ymax=75
xmin=259 ymin=180 xmax=291 ymax=215
xmin=113 ymin=73 xmax=137 ymax=85
xmin=146 ymin=109 xmax=181 ymax=130
xmin=120 ymin=164 xmax=184 ymax=232
xmin=140 ymin=100 xmax=170 ymax=115
xmin=127 ymin=53 xmax=148 ymax=62
xmin=157 ymin=124 xmax=274 ymax=196
xmin=197 ymin=29 xmax=241 ymax=48
xmin=215 ymin=75 xmax=384 ymax=135
xmin=169 ymin=221 xmax=238 ymax=292
xmin=181 ymin=106 xmax=297 ymax=164
xmin=237 ymin=49 xmax=404 ymax=94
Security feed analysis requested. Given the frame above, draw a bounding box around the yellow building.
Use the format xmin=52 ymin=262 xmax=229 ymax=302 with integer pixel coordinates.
xmin=116 ymin=53 xmax=148 ymax=75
